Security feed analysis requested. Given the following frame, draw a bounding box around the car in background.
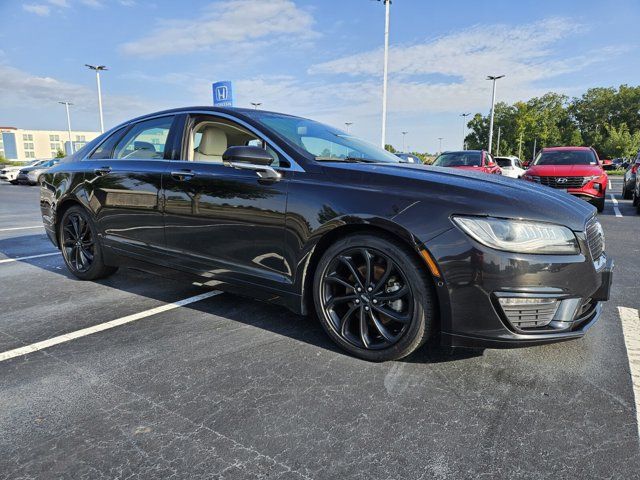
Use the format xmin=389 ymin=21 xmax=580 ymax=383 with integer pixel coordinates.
xmin=522 ymin=147 xmax=607 ymax=212
xmin=0 ymin=159 xmax=48 ymax=184
xmin=601 ymin=158 xmax=614 ymax=171
xmin=16 ymin=159 xmax=59 ymax=185
xmin=395 ymin=152 xmax=421 ymax=164
xmin=495 ymin=156 xmax=526 ymax=178
xmin=622 ymin=151 xmax=639 ymax=200
xmin=432 ymin=150 xmax=502 ymax=174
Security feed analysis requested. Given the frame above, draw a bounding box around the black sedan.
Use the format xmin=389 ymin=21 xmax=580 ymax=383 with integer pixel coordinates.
xmin=40 ymin=107 xmax=613 ymax=361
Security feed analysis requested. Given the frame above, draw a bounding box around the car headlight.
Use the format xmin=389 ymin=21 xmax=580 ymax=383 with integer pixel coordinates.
xmin=452 ymin=216 xmax=579 ymax=254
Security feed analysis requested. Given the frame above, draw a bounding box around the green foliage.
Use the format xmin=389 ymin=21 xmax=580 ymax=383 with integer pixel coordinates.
xmin=55 ymin=149 xmax=66 ymax=158
xmin=384 ymin=144 xmax=396 ymax=153
xmin=465 ymin=84 xmax=640 ymax=160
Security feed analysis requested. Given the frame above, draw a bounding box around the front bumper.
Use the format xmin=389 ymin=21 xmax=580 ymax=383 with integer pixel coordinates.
xmin=426 ymin=226 xmax=612 ymax=349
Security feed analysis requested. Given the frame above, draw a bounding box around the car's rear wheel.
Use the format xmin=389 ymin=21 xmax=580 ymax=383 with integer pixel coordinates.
xmin=59 ymin=206 xmax=118 ymax=280
xmin=313 ymin=233 xmax=435 ymax=361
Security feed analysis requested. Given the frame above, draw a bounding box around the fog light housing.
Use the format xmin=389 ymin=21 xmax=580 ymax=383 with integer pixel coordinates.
xmin=497 ymin=297 xmax=560 ymax=330
xmin=593 ymin=183 xmax=601 ymax=191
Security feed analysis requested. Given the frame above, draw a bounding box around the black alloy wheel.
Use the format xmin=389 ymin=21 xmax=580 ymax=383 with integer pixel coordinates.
xmin=314 ymin=234 xmax=434 ymax=361
xmin=59 ymin=206 xmax=118 ymax=280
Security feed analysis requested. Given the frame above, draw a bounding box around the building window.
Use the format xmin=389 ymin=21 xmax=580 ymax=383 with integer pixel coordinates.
xmin=50 ymin=143 xmax=60 ymax=150
xmin=24 ymin=142 xmax=34 ymax=150
xmin=23 ymin=134 xmax=33 ymax=141
xmin=75 ymin=135 xmax=85 ymax=142
xmin=49 ymin=134 xmax=60 ymax=141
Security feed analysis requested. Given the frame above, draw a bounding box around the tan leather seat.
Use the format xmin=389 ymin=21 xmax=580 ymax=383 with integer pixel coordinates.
xmin=194 ymin=127 xmax=227 ymax=162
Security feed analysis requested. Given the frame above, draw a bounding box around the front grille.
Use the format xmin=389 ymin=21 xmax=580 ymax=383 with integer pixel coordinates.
xmin=534 ymin=176 xmax=586 ymax=189
xmin=586 ymin=217 xmax=604 ymax=261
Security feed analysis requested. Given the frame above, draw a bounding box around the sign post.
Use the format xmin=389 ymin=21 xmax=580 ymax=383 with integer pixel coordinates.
xmin=212 ymin=81 xmax=234 ymax=107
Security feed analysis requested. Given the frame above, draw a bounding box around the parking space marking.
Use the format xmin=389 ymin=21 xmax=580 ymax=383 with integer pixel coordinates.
xmin=0 ymin=225 xmax=43 ymax=232
xmin=0 ymin=252 xmax=60 ymax=264
xmin=609 ymin=179 xmax=612 ymax=189
xmin=618 ymin=306 xmax=640 ymax=441
xmin=0 ymin=290 xmax=222 ymax=363
xmin=609 ymin=194 xmax=623 ymax=217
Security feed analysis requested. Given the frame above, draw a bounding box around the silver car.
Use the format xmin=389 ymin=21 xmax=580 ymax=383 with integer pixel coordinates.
xmin=16 ymin=159 xmax=60 ymax=185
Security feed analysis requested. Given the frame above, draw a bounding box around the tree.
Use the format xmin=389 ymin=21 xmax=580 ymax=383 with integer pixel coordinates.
xmin=55 ymin=149 xmax=66 ymax=158
xmin=600 ymin=123 xmax=640 ymax=159
xmin=384 ymin=144 xmax=396 ymax=153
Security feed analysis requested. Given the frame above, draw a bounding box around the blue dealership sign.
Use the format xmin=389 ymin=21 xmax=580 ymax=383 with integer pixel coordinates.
xmin=212 ymin=81 xmax=234 ymax=107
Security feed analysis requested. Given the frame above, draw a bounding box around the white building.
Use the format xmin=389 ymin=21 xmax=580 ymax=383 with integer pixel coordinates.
xmin=0 ymin=127 xmax=100 ymax=161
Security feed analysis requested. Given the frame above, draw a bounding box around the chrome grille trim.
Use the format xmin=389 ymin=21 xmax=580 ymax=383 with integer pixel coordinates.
xmin=532 ymin=176 xmax=586 ymax=189
xmin=585 ymin=217 xmax=604 ymax=262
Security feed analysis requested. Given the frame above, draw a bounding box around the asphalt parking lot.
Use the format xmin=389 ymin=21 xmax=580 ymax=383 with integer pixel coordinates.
xmin=1 ymin=179 xmax=639 ymax=479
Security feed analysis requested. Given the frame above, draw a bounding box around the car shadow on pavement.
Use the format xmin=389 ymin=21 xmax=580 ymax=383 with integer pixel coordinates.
xmin=2 ymin=234 xmax=482 ymax=365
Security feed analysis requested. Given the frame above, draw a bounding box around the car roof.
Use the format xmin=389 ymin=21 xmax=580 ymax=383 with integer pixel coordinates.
xmin=541 ymin=146 xmax=592 ymax=151
xmin=124 ymin=106 xmax=303 ymax=125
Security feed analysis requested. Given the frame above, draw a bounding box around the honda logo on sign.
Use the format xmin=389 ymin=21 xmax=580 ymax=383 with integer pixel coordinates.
xmin=212 ymin=81 xmax=234 ymax=107
xmin=556 ymin=177 xmax=568 ymax=184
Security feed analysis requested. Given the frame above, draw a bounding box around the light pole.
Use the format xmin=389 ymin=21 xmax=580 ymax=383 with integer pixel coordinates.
xmin=496 ymin=126 xmax=502 ymax=156
xmin=487 ymin=74 xmax=505 ymax=154
xmin=460 ymin=112 xmax=471 ymax=149
xmin=438 ymin=137 xmax=444 ymax=154
xmin=401 ymin=131 xmax=408 ymax=152
xmin=58 ymin=101 xmax=74 ymax=154
xmin=85 ymin=64 xmax=107 ymax=133
xmin=378 ymin=0 xmax=391 ymax=148
xmin=345 ymin=122 xmax=353 ymax=133
xmin=251 ymin=102 xmax=262 ymax=110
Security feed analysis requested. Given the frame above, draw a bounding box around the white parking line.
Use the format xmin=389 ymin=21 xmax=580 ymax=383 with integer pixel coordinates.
xmin=610 ymin=194 xmax=623 ymax=217
xmin=0 ymin=252 xmax=60 ymax=264
xmin=608 ymin=179 xmax=612 ymax=189
xmin=0 ymin=225 xmax=43 ymax=232
xmin=0 ymin=290 xmax=222 ymax=362
xmin=618 ymin=307 xmax=640 ymax=441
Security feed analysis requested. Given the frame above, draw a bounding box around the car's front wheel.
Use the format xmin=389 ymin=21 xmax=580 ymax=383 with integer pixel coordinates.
xmin=313 ymin=233 xmax=435 ymax=361
xmin=59 ymin=206 xmax=118 ymax=280
xmin=622 ymin=184 xmax=632 ymax=200
xmin=594 ymin=197 xmax=605 ymax=213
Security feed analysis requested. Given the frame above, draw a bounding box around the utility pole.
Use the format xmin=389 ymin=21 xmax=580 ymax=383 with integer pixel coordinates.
xmin=496 ymin=126 xmax=501 ymax=156
xmin=401 ymin=131 xmax=408 ymax=152
xmin=345 ymin=122 xmax=353 ymax=133
xmin=487 ymin=75 xmax=505 ymax=154
xmin=58 ymin=101 xmax=74 ymax=154
xmin=438 ymin=137 xmax=444 ymax=154
xmin=460 ymin=113 xmax=471 ymax=149
xmin=379 ymin=0 xmax=391 ymax=148
xmin=532 ymin=138 xmax=537 ymax=161
xmin=85 ymin=64 xmax=107 ymax=133
xmin=518 ymin=131 xmax=524 ymax=159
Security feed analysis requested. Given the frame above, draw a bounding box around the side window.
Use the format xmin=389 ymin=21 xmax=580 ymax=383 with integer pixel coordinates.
xmin=113 ymin=116 xmax=173 ymax=160
xmin=190 ymin=117 xmax=284 ymax=168
xmin=89 ymin=127 xmax=127 ymax=159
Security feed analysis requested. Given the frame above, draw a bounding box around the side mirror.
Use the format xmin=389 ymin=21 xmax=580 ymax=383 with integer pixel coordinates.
xmin=222 ymin=145 xmax=281 ymax=181
xmin=222 ymin=145 xmax=273 ymax=166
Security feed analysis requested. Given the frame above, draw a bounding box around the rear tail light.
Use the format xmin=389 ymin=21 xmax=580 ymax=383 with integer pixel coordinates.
xmin=632 ymin=164 xmax=639 ymax=174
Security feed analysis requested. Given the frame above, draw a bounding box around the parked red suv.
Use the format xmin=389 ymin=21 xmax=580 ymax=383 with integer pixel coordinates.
xmin=432 ymin=150 xmax=502 ymax=174
xmin=522 ymin=147 xmax=608 ymax=212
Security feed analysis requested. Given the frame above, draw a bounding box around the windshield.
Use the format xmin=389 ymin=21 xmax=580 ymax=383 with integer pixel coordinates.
xmin=247 ymin=112 xmax=401 ymax=163
xmin=534 ymin=150 xmax=597 ymax=166
xmin=495 ymin=158 xmax=512 ymax=167
xmin=433 ymin=151 xmax=482 ymax=167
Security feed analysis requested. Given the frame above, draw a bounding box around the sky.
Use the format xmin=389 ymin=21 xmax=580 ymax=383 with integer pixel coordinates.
xmin=1 ymin=0 xmax=639 ymax=153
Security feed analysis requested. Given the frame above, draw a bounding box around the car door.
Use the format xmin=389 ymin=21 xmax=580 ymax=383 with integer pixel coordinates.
xmin=82 ymin=115 xmax=177 ymax=256
xmin=162 ymin=113 xmax=291 ymax=288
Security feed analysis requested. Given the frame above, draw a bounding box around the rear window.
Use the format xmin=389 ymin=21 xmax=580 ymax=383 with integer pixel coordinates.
xmin=534 ymin=150 xmax=597 ymax=166
xmin=495 ymin=158 xmax=512 ymax=167
xmin=433 ymin=151 xmax=482 ymax=167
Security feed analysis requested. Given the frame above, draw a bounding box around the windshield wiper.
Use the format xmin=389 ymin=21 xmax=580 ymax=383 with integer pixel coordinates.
xmin=315 ymin=156 xmax=381 ymax=163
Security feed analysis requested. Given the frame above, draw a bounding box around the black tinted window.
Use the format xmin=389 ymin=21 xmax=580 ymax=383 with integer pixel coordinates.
xmin=534 ymin=150 xmax=597 ymax=166
xmin=113 ymin=116 xmax=174 ymax=160
xmin=433 ymin=151 xmax=482 ymax=167
xmin=89 ymin=127 xmax=128 ymax=159
xmin=495 ymin=158 xmax=512 ymax=167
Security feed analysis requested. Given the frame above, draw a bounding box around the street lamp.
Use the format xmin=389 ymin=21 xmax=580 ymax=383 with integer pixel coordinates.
xmin=345 ymin=122 xmax=353 ymax=133
xmin=58 ymin=101 xmax=73 ymax=154
xmin=377 ymin=0 xmax=391 ymax=148
xmin=251 ymin=102 xmax=262 ymax=110
xmin=438 ymin=137 xmax=444 ymax=154
xmin=401 ymin=131 xmax=408 ymax=152
xmin=486 ymin=74 xmax=505 ymax=154
xmin=85 ymin=64 xmax=107 ymax=133
xmin=460 ymin=113 xmax=471 ymax=149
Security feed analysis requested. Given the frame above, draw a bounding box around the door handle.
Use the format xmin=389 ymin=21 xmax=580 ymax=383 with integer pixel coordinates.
xmin=171 ymin=170 xmax=196 ymax=181
xmin=94 ymin=166 xmax=111 ymax=176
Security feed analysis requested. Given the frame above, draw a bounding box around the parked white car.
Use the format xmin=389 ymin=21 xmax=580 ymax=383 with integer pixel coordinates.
xmin=495 ymin=156 xmax=526 ymax=178
xmin=0 ymin=160 xmax=49 ymax=184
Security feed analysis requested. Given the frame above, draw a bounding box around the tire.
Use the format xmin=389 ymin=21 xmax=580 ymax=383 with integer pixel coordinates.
xmin=633 ymin=191 xmax=639 ymax=207
xmin=59 ymin=205 xmax=118 ymax=280
xmin=313 ymin=233 xmax=435 ymax=361
xmin=594 ymin=197 xmax=605 ymax=213
xmin=9 ymin=180 xmax=17 ymax=185
xmin=622 ymin=184 xmax=632 ymax=200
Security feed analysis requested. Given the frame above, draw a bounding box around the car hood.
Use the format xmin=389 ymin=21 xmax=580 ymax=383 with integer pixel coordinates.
xmin=525 ymin=164 xmax=604 ymax=176
xmin=320 ymin=162 xmax=595 ymax=232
